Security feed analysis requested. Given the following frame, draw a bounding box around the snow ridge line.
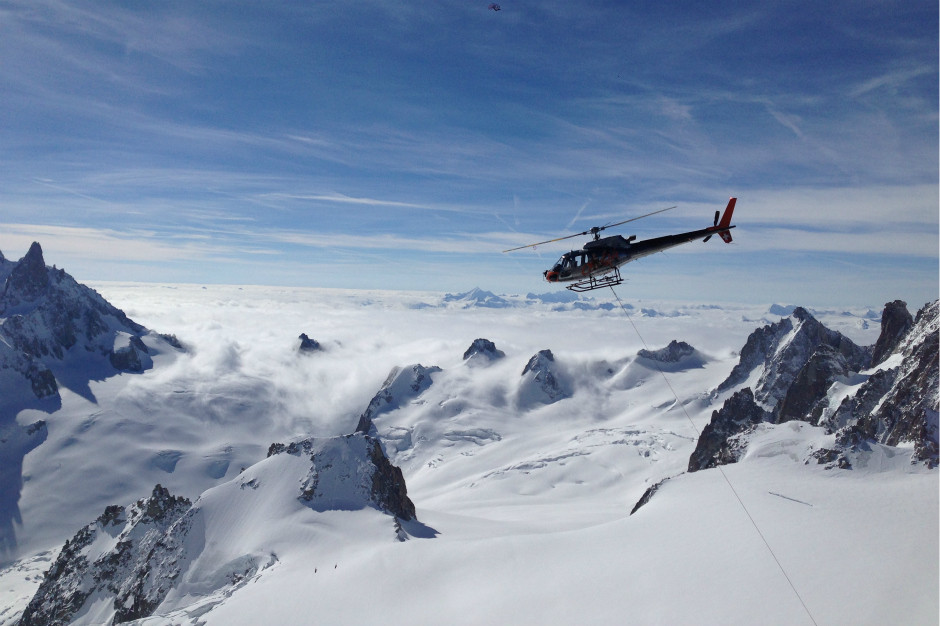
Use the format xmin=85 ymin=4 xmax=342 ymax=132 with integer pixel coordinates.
xmin=607 ymin=286 xmax=820 ymax=626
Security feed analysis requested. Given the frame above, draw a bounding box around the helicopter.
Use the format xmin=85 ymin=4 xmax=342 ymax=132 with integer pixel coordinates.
xmin=503 ymin=198 xmax=737 ymax=292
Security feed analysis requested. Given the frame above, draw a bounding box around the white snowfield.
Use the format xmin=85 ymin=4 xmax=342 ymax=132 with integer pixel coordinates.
xmin=1 ymin=284 xmax=936 ymax=626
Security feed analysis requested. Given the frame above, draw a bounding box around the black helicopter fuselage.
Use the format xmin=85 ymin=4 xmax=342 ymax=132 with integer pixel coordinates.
xmin=544 ymin=198 xmax=736 ymax=287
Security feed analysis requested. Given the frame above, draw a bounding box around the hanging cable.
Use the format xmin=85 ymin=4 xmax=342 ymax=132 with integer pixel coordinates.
xmin=609 ymin=285 xmax=819 ymax=626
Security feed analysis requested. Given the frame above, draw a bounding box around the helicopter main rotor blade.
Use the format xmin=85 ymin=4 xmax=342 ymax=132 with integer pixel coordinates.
xmin=501 ymin=205 xmax=676 ymax=253
xmin=501 ymin=230 xmax=592 ymax=253
xmin=594 ymin=206 xmax=676 ymax=233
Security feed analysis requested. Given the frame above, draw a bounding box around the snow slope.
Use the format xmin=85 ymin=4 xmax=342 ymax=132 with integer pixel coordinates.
xmin=1 ymin=282 xmax=935 ymax=625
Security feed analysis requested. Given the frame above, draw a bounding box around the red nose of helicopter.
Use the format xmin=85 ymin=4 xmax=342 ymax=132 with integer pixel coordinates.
xmin=544 ymin=269 xmax=559 ymax=282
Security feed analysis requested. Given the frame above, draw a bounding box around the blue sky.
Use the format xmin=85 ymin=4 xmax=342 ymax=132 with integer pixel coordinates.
xmin=1 ymin=0 xmax=937 ymax=307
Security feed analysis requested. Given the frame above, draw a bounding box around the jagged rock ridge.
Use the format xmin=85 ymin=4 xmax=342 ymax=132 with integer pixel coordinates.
xmin=18 ymin=485 xmax=193 ymax=626
xmin=699 ymin=300 xmax=939 ymax=471
xmin=638 ymin=340 xmax=695 ymax=363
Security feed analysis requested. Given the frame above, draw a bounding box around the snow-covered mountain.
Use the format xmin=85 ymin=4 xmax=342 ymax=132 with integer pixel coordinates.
xmin=0 ymin=251 xmax=936 ymax=625
xmin=18 ymin=433 xmax=422 ymax=626
xmin=0 ymin=244 xmax=181 ymax=566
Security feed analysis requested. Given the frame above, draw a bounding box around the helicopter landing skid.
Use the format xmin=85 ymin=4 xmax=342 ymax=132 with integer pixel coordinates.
xmin=566 ymin=268 xmax=623 ymax=292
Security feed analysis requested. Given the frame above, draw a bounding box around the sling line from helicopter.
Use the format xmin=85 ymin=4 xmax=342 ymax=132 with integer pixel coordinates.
xmin=606 ymin=279 xmax=820 ymax=626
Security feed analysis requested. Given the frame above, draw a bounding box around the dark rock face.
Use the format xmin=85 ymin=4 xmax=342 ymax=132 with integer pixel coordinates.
xmin=775 ymin=345 xmax=850 ymax=424
xmin=298 ymin=333 xmax=322 ymax=353
xmin=870 ymin=300 xmax=914 ymax=367
xmin=18 ymin=485 xmax=192 ymax=626
xmin=2 ymin=242 xmax=49 ymax=306
xmin=463 ymin=338 xmax=505 ymax=362
xmin=688 ymin=388 xmax=768 ymax=472
xmin=24 ymin=359 xmax=58 ymax=399
xmin=366 ymin=437 xmax=417 ymax=521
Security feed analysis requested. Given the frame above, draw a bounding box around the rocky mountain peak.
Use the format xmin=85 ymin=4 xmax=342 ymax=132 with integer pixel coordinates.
xmin=463 ymin=338 xmax=505 ymax=362
xmin=638 ymin=340 xmax=695 ymax=363
xmin=356 ymin=363 xmax=441 ymax=434
xmin=518 ymin=349 xmax=568 ymax=407
xmin=0 ymin=242 xmax=182 ymax=417
xmin=700 ymin=299 xmax=938 ymax=471
xmin=298 ymin=332 xmax=322 ymax=353
xmin=716 ymin=306 xmax=869 ymax=409
xmin=871 ymin=300 xmax=914 ymax=366
xmin=1 ymin=242 xmax=50 ymax=309
xmin=522 ymin=348 xmax=555 ymax=375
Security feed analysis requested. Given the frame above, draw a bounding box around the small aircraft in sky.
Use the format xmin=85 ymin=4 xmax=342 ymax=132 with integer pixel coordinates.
xmin=503 ymin=198 xmax=737 ymax=292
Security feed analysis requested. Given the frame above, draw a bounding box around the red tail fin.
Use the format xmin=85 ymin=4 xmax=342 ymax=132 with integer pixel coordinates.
xmin=718 ymin=197 xmax=736 ymax=229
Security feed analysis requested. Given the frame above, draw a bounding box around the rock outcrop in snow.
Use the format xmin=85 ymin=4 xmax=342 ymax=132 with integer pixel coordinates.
xmin=638 ymin=340 xmax=695 ymax=363
xmin=775 ymin=344 xmax=854 ymax=425
xmin=688 ymin=388 xmax=767 ymax=472
xmin=636 ymin=340 xmax=706 ymax=372
xmin=269 ymin=433 xmax=417 ymax=521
